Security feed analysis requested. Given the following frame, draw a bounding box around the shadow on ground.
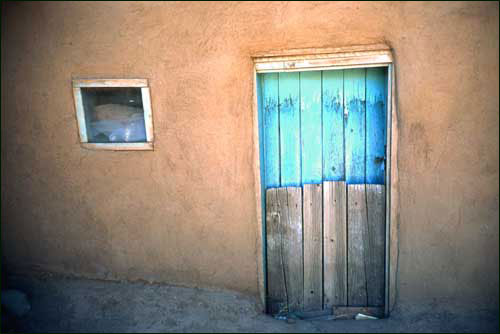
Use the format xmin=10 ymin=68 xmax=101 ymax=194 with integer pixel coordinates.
xmin=3 ymin=274 xmax=499 ymax=333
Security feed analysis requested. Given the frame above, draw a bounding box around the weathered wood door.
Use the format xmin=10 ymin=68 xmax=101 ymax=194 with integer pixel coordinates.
xmin=257 ymin=68 xmax=388 ymax=316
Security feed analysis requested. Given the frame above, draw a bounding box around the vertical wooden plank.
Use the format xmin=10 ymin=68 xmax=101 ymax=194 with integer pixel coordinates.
xmin=322 ymin=70 xmax=344 ymax=181
xmin=277 ymin=187 xmax=304 ymax=312
xmin=347 ymin=184 xmax=386 ymax=307
xmin=265 ymin=188 xmax=285 ymax=314
xmin=73 ymin=88 xmax=88 ymax=142
xmin=262 ymin=73 xmax=280 ymax=188
xmin=347 ymin=184 xmax=368 ymax=306
xmin=279 ymin=73 xmax=301 ymax=187
xmin=366 ymin=68 xmax=387 ymax=184
xmin=303 ymin=183 xmax=323 ymax=311
xmin=366 ymin=184 xmax=386 ymax=306
xmin=141 ymin=87 xmax=154 ymax=142
xmin=300 ymin=71 xmax=323 ymax=184
xmin=254 ymin=71 xmax=266 ymax=309
xmin=257 ymin=75 xmax=266 ymax=221
xmin=345 ymin=69 xmax=366 ymax=184
xmin=388 ymin=63 xmax=397 ymax=315
xmin=323 ymin=181 xmax=347 ymax=308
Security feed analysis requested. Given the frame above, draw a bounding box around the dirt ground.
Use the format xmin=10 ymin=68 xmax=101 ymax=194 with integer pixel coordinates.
xmin=3 ymin=274 xmax=498 ymax=333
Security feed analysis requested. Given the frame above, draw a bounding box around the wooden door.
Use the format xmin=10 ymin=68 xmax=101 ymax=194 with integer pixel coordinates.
xmin=258 ymin=67 xmax=388 ymax=316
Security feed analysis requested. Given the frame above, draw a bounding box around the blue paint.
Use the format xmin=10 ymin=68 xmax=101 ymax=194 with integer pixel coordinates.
xmin=322 ymin=69 xmax=344 ymax=181
xmin=300 ymin=71 xmax=323 ymax=184
xmin=344 ymin=69 xmax=366 ymax=184
xmin=258 ymin=68 xmax=387 ymax=188
xmin=279 ymin=72 xmax=301 ymax=187
xmin=366 ymin=67 xmax=388 ymax=184
xmin=262 ymin=73 xmax=280 ymax=188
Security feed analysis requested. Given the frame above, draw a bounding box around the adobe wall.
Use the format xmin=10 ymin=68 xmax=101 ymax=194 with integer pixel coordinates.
xmin=2 ymin=1 xmax=498 ymax=311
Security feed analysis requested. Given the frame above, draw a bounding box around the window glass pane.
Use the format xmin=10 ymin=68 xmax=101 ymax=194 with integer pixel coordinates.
xmin=81 ymin=87 xmax=147 ymax=143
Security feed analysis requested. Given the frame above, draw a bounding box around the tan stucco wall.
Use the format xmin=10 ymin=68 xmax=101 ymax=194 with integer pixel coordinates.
xmin=2 ymin=1 xmax=498 ymax=311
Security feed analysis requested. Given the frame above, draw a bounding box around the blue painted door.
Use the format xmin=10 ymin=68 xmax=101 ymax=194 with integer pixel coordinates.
xmin=258 ymin=67 xmax=388 ymax=189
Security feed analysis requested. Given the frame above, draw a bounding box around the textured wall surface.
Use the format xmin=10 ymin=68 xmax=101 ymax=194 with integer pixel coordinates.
xmin=1 ymin=1 xmax=498 ymax=311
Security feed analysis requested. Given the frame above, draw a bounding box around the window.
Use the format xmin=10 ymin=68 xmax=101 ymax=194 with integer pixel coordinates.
xmin=72 ymin=79 xmax=154 ymax=150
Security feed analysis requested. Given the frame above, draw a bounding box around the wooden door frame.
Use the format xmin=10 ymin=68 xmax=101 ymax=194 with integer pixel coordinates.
xmin=251 ymin=44 xmax=398 ymax=317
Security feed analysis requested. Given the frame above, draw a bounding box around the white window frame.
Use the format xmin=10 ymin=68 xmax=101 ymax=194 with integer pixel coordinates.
xmin=251 ymin=44 xmax=398 ymax=317
xmin=72 ymin=78 xmax=154 ymax=151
